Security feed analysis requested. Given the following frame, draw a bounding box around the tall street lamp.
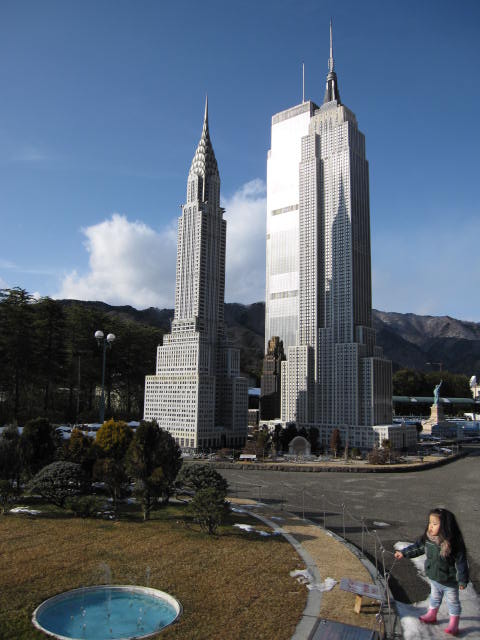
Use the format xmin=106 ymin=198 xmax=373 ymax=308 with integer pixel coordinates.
xmin=95 ymin=330 xmax=116 ymax=425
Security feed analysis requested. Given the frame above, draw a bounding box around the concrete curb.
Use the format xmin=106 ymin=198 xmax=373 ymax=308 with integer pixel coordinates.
xmin=243 ymin=508 xmax=323 ymax=640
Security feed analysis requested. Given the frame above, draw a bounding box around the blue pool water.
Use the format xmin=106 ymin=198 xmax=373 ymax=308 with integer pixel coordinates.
xmin=34 ymin=586 xmax=180 ymax=639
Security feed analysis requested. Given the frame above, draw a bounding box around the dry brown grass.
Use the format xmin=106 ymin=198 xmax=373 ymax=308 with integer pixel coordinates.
xmin=0 ymin=505 xmax=306 ymax=640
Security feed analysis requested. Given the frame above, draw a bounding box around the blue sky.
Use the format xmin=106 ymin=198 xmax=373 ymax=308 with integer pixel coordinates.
xmin=1 ymin=0 xmax=479 ymax=320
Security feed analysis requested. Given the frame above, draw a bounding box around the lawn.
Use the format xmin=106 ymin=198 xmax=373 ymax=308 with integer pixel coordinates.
xmin=0 ymin=502 xmax=306 ymax=640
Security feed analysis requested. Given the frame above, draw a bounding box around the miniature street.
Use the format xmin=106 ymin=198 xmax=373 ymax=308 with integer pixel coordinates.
xmin=221 ymin=451 xmax=480 ymax=638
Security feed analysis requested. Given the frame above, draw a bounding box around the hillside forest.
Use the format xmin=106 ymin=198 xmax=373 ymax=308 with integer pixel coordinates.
xmin=0 ymin=288 xmax=163 ymax=425
xmin=0 ymin=288 xmax=475 ymax=425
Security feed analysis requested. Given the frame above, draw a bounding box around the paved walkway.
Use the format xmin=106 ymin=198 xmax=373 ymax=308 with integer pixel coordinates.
xmin=230 ymin=497 xmax=480 ymax=640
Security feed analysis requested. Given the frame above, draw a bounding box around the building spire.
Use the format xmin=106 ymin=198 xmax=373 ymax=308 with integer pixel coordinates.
xmin=204 ymin=94 xmax=209 ymax=133
xmin=189 ymin=95 xmax=219 ymax=181
xmin=323 ymin=19 xmax=341 ymax=105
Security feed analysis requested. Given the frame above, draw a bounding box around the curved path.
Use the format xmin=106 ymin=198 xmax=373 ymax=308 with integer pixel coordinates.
xmin=220 ymin=450 xmax=480 ymax=603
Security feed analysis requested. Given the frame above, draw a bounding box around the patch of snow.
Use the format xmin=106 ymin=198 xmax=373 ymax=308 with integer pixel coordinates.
xmin=308 ymin=577 xmax=338 ymax=592
xmin=396 ymin=586 xmax=480 ymax=640
xmin=233 ymin=523 xmax=276 ymax=537
xmin=373 ymin=521 xmax=390 ymax=527
xmin=291 ymin=569 xmax=314 ymax=584
xmin=234 ymin=523 xmax=254 ymax=533
xmin=290 ymin=569 xmax=337 ymax=592
xmin=10 ymin=506 xmax=41 ymax=515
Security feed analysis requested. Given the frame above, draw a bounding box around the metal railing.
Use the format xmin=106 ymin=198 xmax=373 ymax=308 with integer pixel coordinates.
xmin=230 ymin=481 xmax=403 ymax=639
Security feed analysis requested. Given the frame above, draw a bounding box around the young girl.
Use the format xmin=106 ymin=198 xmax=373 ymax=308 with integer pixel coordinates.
xmin=394 ymin=507 xmax=469 ymax=636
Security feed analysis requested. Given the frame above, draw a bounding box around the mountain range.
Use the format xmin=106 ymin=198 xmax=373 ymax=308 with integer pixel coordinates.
xmin=62 ymin=300 xmax=480 ymax=379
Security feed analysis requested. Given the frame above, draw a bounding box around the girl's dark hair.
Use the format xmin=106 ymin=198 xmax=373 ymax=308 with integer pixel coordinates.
xmin=423 ymin=508 xmax=466 ymax=552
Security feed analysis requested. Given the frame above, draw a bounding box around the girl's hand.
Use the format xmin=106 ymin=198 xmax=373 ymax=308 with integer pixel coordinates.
xmin=394 ymin=551 xmax=404 ymax=560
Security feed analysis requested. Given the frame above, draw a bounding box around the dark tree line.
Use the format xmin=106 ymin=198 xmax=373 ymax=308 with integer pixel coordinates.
xmin=392 ymin=368 xmax=472 ymax=416
xmin=0 ymin=288 xmax=164 ymax=424
xmin=393 ymin=369 xmax=471 ymax=399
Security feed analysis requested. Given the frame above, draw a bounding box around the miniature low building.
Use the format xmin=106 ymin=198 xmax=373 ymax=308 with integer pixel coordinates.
xmin=372 ymin=423 xmax=417 ymax=450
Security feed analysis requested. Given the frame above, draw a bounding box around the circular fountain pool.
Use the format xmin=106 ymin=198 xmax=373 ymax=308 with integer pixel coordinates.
xmin=32 ymin=585 xmax=182 ymax=640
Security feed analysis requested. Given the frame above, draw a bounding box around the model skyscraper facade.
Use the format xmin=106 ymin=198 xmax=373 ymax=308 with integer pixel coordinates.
xmin=144 ymin=101 xmax=248 ymax=450
xmin=266 ymin=25 xmax=392 ymax=449
xmin=260 ymin=336 xmax=285 ymax=420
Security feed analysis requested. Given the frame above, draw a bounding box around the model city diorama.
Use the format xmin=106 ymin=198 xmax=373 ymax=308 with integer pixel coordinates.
xmin=31 ymin=23 xmax=406 ymax=640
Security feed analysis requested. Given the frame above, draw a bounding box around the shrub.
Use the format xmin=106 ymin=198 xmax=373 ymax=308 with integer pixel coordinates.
xmin=188 ymin=487 xmax=229 ymax=535
xmin=176 ymin=464 xmax=227 ymax=494
xmin=367 ymin=447 xmax=388 ymax=465
xmin=28 ymin=461 xmax=86 ymax=508
xmin=0 ymin=480 xmax=20 ymax=515
xmin=66 ymin=495 xmax=101 ymax=518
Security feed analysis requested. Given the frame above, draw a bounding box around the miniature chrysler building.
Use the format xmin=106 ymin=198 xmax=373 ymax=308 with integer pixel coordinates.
xmin=144 ymin=100 xmax=248 ymax=450
xmin=265 ymin=24 xmax=392 ymax=448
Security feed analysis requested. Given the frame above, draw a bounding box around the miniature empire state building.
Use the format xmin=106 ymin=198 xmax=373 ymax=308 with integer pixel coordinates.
xmin=144 ymin=100 xmax=248 ymax=451
xmin=265 ymin=24 xmax=392 ymax=449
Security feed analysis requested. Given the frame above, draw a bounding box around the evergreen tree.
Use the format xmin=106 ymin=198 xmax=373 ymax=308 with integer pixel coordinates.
xmin=20 ymin=417 xmax=59 ymax=478
xmin=0 ymin=288 xmax=36 ymax=421
xmin=35 ymin=297 xmax=68 ymax=417
xmin=126 ymin=420 xmax=180 ymax=519
xmin=0 ymin=425 xmax=22 ymax=484
xmin=188 ymin=487 xmax=228 ymax=535
xmin=279 ymin=423 xmax=298 ymax=453
xmin=177 ymin=464 xmax=227 ymax=494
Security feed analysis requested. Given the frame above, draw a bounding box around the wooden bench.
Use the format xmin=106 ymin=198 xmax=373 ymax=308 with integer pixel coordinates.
xmin=339 ymin=577 xmax=385 ymax=614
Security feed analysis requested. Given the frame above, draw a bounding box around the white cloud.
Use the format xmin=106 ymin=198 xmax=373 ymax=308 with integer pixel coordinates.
xmin=223 ymin=179 xmax=266 ymax=303
xmin=55 ymin=179 xmax=267 ymax=309
xmin=56 ymin=214 xmax=177 ymax=308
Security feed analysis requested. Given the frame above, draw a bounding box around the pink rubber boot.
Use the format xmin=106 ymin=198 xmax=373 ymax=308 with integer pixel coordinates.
xmin=444 ymin=615 xmax=460 ymax=636
xmin=419 ymin=607 xmax=438 ymax=624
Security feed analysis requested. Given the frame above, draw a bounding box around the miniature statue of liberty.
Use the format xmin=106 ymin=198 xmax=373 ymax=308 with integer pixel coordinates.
xmin=433 ymin=380 xmax=443 ymax=405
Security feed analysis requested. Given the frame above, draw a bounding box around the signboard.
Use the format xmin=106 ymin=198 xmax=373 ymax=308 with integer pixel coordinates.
xmin=339 ymin=578 xmax=385 ymax=602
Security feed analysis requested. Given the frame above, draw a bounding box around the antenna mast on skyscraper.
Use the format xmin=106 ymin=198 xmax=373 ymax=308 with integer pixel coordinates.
xmin=329 ymin=18 xmax=335 ymax=72
xmin=302 ymin=62 xmax=305 ymax=103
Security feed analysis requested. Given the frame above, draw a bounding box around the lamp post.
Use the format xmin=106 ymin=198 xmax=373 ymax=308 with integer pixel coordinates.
xmin=95 ymin=330 xmax=116 ymax=425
